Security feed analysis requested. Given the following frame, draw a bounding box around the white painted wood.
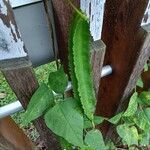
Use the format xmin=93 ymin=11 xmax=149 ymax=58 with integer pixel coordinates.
xmin=0 ymin=0 xmax=27 ymax=61
xmin=0 ymin=0 xmax=7 ymax=15
xmin=8 ymin=0 xmax=41 ymax=8
xmin=141 ymin=1 xmax=150 ymax=26
xmin=80 ymin=0 xmax=106 ymax=41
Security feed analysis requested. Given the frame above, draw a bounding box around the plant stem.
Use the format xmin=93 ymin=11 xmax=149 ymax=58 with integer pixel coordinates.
xmin=66 ymin=0 xmax=88 ymax=21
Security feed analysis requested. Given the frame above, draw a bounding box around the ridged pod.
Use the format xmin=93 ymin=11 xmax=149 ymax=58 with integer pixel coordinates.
xmin=68 ymin=13 xmax=80 ymax=101
xmin=72 ymin=16 xmax=96 ymax=120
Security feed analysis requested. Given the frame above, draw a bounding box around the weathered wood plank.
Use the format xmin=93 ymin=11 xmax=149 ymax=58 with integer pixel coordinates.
xmin=106 ymin=25 xmax=150 ymax=141
xmin=2 ymin=67 xmax=60 ymax=149
xmin=51 ymin=0 xmax=80 ymax=72
xmin=90 ymin=40 xmax=106 ymax=97
xmin=9 ymin=0 xmax=41 ymax=8
xmin=0 ymin=0 xmax=27 ymax=60
xmin=96 ymin=0 xmax=150 ymax=134
xmin=80 ymin=0 xmax=106 ymax=41
xmin=43 ymin=0 xmax=59 ymax=67
xmin=0 ymin=1 xmax=60 ymax=149
xmin=52 ymin=0 xmax=106 ymax=95
xmin=0 ymin=117 xmax=35 ymax=150
xmin=0 ymin=134 xmax=16 ymax=150
xmin=141 ymin=1 xmax=150 ymax=26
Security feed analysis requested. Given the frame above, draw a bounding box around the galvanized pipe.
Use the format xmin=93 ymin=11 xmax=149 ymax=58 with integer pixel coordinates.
xmin=0 ymin=101 xmax=23 ymax=119
xmin=0 ymin=65 xmax=112 ymax=119
xmin=101 ymin=65 xmax=113 ymax=78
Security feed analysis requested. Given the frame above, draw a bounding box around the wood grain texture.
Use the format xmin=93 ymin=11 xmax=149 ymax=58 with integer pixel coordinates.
xmin=141 ymin=1 xmax=150 ymax=26
xmin=43 ymin=0 xmax=59 ymax=66
xmin=141 ymin=26 xmax=150 ymax=91
xmin=106 ymin=25 xmax=150 ymax=141
xmin=0 ymin=117 xmax=35 ymax=150
xmin=51 ymin=0 xmax=79 ymax=72
xmin=142 ymin=70 xmax=150 ymax=91
xmin=0 ymin=1 xmax=60 ymax=149
xmin=2 ymin=65 xmax=60 ymax=150
xmin=0 ymin=134 xmax=16 ymax=150
xmin=96 ymin=0 xmax=150 ymax=134
xmin=0 ymin=0 xmax=27 ymax=60
xmin=91 ymin=40 xmax=106 ymax=97
xmin=51 ymin=0 xmax=105 ymax=96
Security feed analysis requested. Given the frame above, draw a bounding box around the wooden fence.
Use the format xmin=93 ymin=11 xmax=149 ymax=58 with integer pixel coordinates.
xmin=0 ymin=0 xmax=150 ymax=149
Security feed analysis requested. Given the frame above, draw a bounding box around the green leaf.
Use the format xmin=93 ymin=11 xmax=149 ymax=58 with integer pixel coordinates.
xmin=59 ymin=137 xmax=73 ymax=150
xmin=23 ymin=84 xmax=54 ymax=125
xmin=117 ymin=124 xmax=138 ymax=146
xmin=44 ymin=98 xmax=84 ymax=147
xmin=108 ymin=112 xmax=124 ymax=124
xmin=123 ymin=92 xmax=138 ymax=117
xmin=128 ymin=146 xmax=138 ymax=150
xmin=67 ymin=0 xmax=88 ymax=21
xmin=68 ymin=13 xmax=80 ymax=100
xmin=134 ymin=109 xmax=150 ymax=145
xmin=105 ymin=140 xmax=116 ymax=150
xmin=122 ymin=116 xmax=135 ymax=126
xmin=134 ymin=108 xmax=150 ymax=131
xmin=48 ymin=67 xmax=68 ymax=94
xmin=144 ymin=108 xmax=150 ymax=123
xmin=84 ymin=129 xmax=106 ymax=150
xmin=73 ymin=16 xmax=96 ymax=120
xmin=136 ymin=77 xmax=143 ymax=88
xmin=84 ymin=116 xmax=104 ymax=129
xmin=144 ymin=63 xmax=149 ymax=72
xmin=81 ymin=146 xmax=94 ymax=150
xmin=139 ymin=133 xmax=150 ymax=146
xmin=138 ymin=92 xmax=150 ymax=106
xmin=134 ymin=110 xmax=149 ymax=130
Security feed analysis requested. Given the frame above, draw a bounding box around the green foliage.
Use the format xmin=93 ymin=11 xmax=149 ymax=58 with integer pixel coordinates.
xmin=73 ymin=16 xmax=96 ymax=120
xmin=68 ymin=13 xmax=80 ymax=100
xmin=0 ymin=72 xmax=16 ymax=106
xmin=22 ymin=84 xmax=54 ymax=125
xmin=139 ymin=133 xmax=150 ymax=146
xmin=136 ymin=76 xmax=144 ymax=88
xmin=105 ymin=141 xmax=116 ymax=150
xmin=144 ymin=63 xmax=149 ymax=72
xmin=144 ymin=108 xmax=150 ymax=123
xmin=123 ymin=92 xmax=138 ymax=117
xmin=138 ymin=92 xmax=150 ymax=106
xmin=22 ymin=7 xmax=150 ymax=149
xmin=84 ymin=129 xmax=106 ymax=150
xmin=59 ymin=137 xmax=73 ymax=150
xmin=134 ymin=110 xmax=149 ymax=130
xmin=117 ymin=124 xmax=138 ymax=146
xmin=108 ymin=112 xmax=123 ymax=125
xmin=67 ymin=0 xmax=88 ymax=21
xmin=84 ymin=116 xmax=104 ymax=129
xmin=44 ymin=98 xmax=84 ymax=147
xmin=48 ymin=67 xmax=68 ymax=94
xmin=122 ymin=116 xmax=135 ymax=126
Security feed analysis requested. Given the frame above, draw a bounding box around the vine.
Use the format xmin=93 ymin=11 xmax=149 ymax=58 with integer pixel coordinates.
xmin=22 ymin=4 xmax=150 ymax=150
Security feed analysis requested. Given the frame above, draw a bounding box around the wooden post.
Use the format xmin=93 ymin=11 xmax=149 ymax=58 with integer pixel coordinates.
xmin=51 ymin=0 xmax=80 ymax=72
xmin=0 ymin=133 xmax=16 ymax=150
xmin=51 ymin=0 xmax=106 ymax=94
xmin=91 ymin=40 xmax=106 ymax=97
xmin=107 ymin=25 xmax=150 ymax=141
xmin=96 ymin=0 xmax=150 ymax=135
xmin=0 ymin=0 xmax=60 ymax=149
xmin=0 ymin=117 xmax=35 ymax=150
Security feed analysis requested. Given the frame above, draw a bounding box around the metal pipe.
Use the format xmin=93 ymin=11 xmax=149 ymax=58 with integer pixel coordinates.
xmin=101 ymin=65 xmax=113 ymax=78
xmin=0 ymin=65 xmax=112 ymax=119
xmin=0 ymin=101 xmax=23 ymax=119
